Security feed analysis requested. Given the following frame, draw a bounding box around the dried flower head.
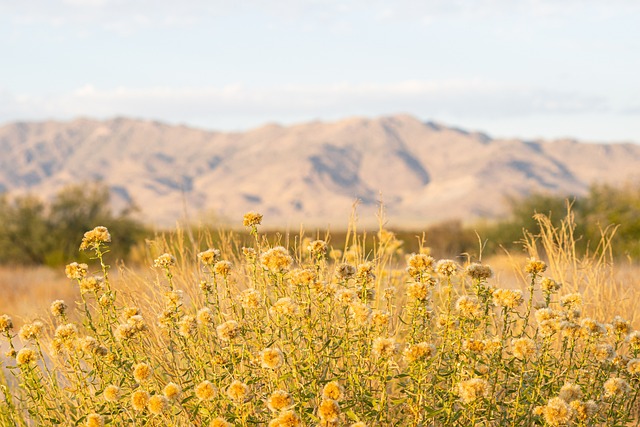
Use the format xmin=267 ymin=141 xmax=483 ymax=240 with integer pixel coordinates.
xmin=288 ymin=268 xmax=317 ymax=287
xmin=196 ymin=307 xmax=214 ymax=325
xmin=594 ymin=344 xmax=615 ymax=363
xmin=261 ymin=347 xmax=285 ymax=369
xmin=629 ymin=331 xmax=640 ymax=351
xmin=261 ymin=246 xmax=293 ymax=272
xmin=217 ymin=320 xmax=240 ymax=341
xmin=407 ymin=253 xmax=435 ymax=274
xmin=612 ymin=316 xmax=631 ymax=337
xmin=322 ymin=381 xmax=344 ymax=401
xmin=493 ymin=288 xmax=524 ymax=309
xmin=19 ymin=321 xmax=44 ymax=341
xmin=372 ymin=337 xmax=397 ymax=358
xmin=511 ymin=337 xmax=537 ymax=359
xmin=540 ymin=278 xmax=561 ymax=293
xmin=351 ymin=423 xmax=367 ymax=427
xmin=50 ymin=300 xmax=67 ymax=318
xmin=371 ymin=310 xmax=391 ymax=329
xmin=318 ymin=399 xmax=340 ymax=422
xmin=435 ymin=259 xmax=458 ymax=277
xmin=239 ymin=288 xmax=261 ymax=309
xmin=79 ymin=226 xmax=110 ymax=251
xmin=543 ymin=397 xmax=573 ymax=426
xmin=147 ymin=395 xmax=168 ymax=415
xmin=456 ymin=296 xmax=481 ymax=318
xmin=195 ymin=380 xmax=216 ymax=401
xmin=104 ymin=385 xmax=120 ymax=402
xmin=65 ymin=262 xmax=89 ymax=279
xmin=154 ymin=253 xmax=176 ymax=268
xmin=133 ymin=362 xmax=153 ymax=383
xmin=458 ymin=378 xmax=490 ymax=404
xmin=0 ymin=314 xmax=13 ymax=333
xmin=226 ymin=380 xmax=250 ymax=403
xmin=85 ymin=413 xmax=104 ymax=427
xmin=16 ymin=348 xmax=37 ymax=366
xmin=627 ymin=358 xmax=640 ymax=375
xmin=580 ymin=318 xmax=606 ymax=337
xmin=178 ymin=315 xmax=197 ymax=337
xmin=270 ymin=297 xmax=300 ymax=317
xmin=560 ymin=293 xmax=582 ymax=311
xmin=356 ymin=262 xmax=375 ymax=283
xmin=267 ymin=390 xmax=294 ymax=412
xmin=406 ymin=281 xmax=431 ymax=301
xmin=336 ymin=263 xmax=357 ymax=280
xmin=269 ymin=410 xmax=302 ymax=427
xmin=131 ymin=390 xmax=150 ymax=411
xmin=307 ymin=239 xmax=327 ymax=256
xmin=163 ymin=382 xmax=182 ymax=401
xmin=198 ymin=248 xmax=221 ymax=265
xmin=213 ymin=260 xmax=232 ymax=276
xmin=55 ymin=323 xmax=78 ymax=342
xmin=558 ymin=383 xmax=583 ymax=403
xmin=243 ymin=211 xmax=263 ymax=227
xmin=603 ymin=377 xmax=631 ymax=398
xmin=570 ymin=400 xmax=598 ymax=422
xmin=466 ymin=263 xmax=493 ymax=281
xmin=403 ymin=342 xmax=436 ymax=363
xmin=525 ymin=258 xmax=547 ymax=275
xmin=242 ymin=247 xmax=257 ymax=261
xmin=210 ymin=418 xmax=233 ymax=427
xmin=79 ymin=276 xmax=104 ymax=294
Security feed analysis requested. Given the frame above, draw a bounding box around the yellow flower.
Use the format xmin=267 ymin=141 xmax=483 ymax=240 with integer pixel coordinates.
xmin=85 ymin=413 xmax=104 ymax=427
xmin=65 ymin=262 xmax=89 ymax=279
xmin=318 ymin=399 xmax=340 ymax=422
xmin=307 ymin=239 xmax=327 ymax=256
xmin=269 ymin=410 xmax=301 ymax=427
xmin=402 ymin=342 xmax=436 ymax=363
xmin=570 ymin=400 xmax=598 ymax=421
xmin=456 ymin=296 xmax=481 ymax=318
xmin=322 ymin=381 xmax=344 ymax=401
xmin=558 ymin=383 xmax=583 ymax=403
xmin=210 ymin=418 xmax=233 ymax=427
xmin=243 ymin=211 xmax=263 ymax=227
xmin=50 ymin=300 xmax=67 ymax=318
xmin=178 ymin=315 xmax=197 ymax=337
xmin=543 ymin=397 xmax=573 ymax=426
xmin=79 ymin=276 xmax=104 ymax=294
xmin=19 ymin=321 xmax=44 ymax=341
xmin=79 ymin=226 xmax=111 ymax=251
xmin=603 ymin=377 xmax=630 ymax=398
xmin=133 ymin=362 xmax=153 ymax=383
xmin=458 ymin=378 xmax=490 ymax=404
xmin=198 ymin=248 xmax=221 ymax=265
xmin=163 ymin=382 xmax=182 ymax=401
xmin=261 ymin=246 xmax=293 ymax=272
xmin=511 ymin=337 xmax=537 ymax=359
xmin=103 ymin=385 xmax=120 ymax=402
xmin=213 ymin=260 xmax=232 ymax=276
xmin=131 ymin=390 xmax=150 ymax=411
xmin=267 ymin=390 xmax=294 ymax=412
xmin=493 ymin=288 xmax=523 ymax=309
xmin=435 ymin=259 xmax=458 ymax=277
xmin=226 ymin=380 xmax=250 ymax=403
xmin=372 ymin=337 xmax=397 ymax=358
xmin=16 ymin=348 xmax=37 ymax=365
xmin=217 ymin=320 xmax=240 ymax=341
xmin=154 ymin=253 xmax=176 ymax=268
xmin=195 ymin=380 xmax=216 ymax=401
xmin=627 ymin=358 xmax=640 ymax=375
xmin=406 ymin=281 xmax=430 ymax=301
xmin=147 ymin=395 xmax=168 ymax=415
xmin=540 ymin=277 xmax=561 ymax=293
xmin=524 ymin=258 xmax=547 ymax=275
xmin=0 ymin=314 xmax=13 ymax=333
xmin=261 ymin=347 xmax=284 ymax=369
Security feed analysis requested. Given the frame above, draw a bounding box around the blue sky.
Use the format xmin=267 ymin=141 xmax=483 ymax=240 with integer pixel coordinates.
xmin=1 ymin=0 xmax=639 ymax=142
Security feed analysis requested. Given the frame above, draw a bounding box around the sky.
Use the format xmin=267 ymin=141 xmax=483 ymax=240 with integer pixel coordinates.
xmin=1 ymin=0 xmax=639 ymax=143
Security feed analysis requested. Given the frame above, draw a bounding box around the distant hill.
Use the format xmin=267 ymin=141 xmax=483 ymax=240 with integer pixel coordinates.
xmin=1 ymin=114 xmax=639 ymax=228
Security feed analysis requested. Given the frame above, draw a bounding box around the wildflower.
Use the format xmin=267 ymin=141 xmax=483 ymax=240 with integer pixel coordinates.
xmin=318 ymin=399 xmax=341 ymax=423
xmin=196 ymin=307 xmax=214 ymax=325
xmin=307 ymin=239 xmax=327 ymax=256
xmin=580 ymin=318 xmax=606 ymax=337
xmin=79 ymin=276 xmax=104 ymax=294
xmin=243 ymin=211 xmax=263 ymax=227
xmin=560 ymin=293 xmax=582 ymax=311
xmin=372 ymin=337 xmax=397 ymax=358
xmin=65 ymin=262 xmax=88 ymax=279
xmin=115 ymin=323 xmax=138 ymax=341
xmin=261 ymin=246 xmax=293 ymax=272
xmin=85 ymin=413 xmax=104 ymax=427
xmin=627 ymin=358 xmax=640 ymax=374
xmin=336 ymin=263 xmax=357 ymax=280
xmin=261 ymin=347 xmax=284 ymax=369
xmin=612 ymin=316 xmax=631 ymax=337
xmin=407 ymin=254 xmax=435 ymax=274
xmin=164 ymin=290 xmax=183 ymax=309
xmin=16 ymin=348 xmax=37 ymax=366
xmin=239 ymin=288 xmax=261 ymax=309
xmin=154 ymin=253 xmax=176 ymax=268
xmin=80 ymin=226 xmax=111 ymax=250
xmin=570 ymin=400 xmax=598 ymax=422
xmin=131 ymin=390 xmax=150 ymax=411
xmin=213 ymin=260 xmax=232 ymax=277
xmin=133 ymin=362 xmax=153 ymax=383
xmin=195 ymin=380 xmax=216 ymax=400
xmin=594 ymin=344 xmax=615 ymax=363
xmin=351 ymin=423 xmax=367 ymax=427
xmin=349 ymin=302 xmax=371 ymax=325
xmin=145 ymin=394 xmax=168 ymax=415
xmin=483 ymin=338 xmax=502 ymax=355
xmin=270 ymin=297 xmax=300 ymax=317
xmin=217 ymin=320 xmax=240 ymax=341
xmin=267 ymin=390 xmax=294 ymax=412
xmin=211 ymin=418 xmax=233 ymax=427
xmin=466 ymin=263 xmax=493 ymax=281
xmin=457 ymin=378 xmax=491 ymax=404
xmin=525 ymin=258 xmax=547 ymax=275
xmin=98 ymin=293 xmax=115 ymax=308
xmin=406 ymin=281 xmax=431 ymax=301
xmin=198 ymin=248 xmax=221 ymax=265
xmin=456 ymin=296 xmax=481 ymax=318
xmin=19 ymin=320 xmax=44 ymax=341
xmin=163 ymin=382 xmax=182 ymax=401
xmin=288 ymin=268 xmax=316 ymax=287
xmin=242 ymin=247 xmax=257 ymax=261
xmin=335 ymin=288 xmax=358 ymax=305
xmin=50 ymin=300 xmax=67 ymax=318
xmin=55 ymin=323 xmax=78 ymax=342
xmin=463 ymin=339 xmax=486 ymax=353
xmin=227 ymin=380 xmax=250 ymax=403
xmin=629 ymin=331 xmax=640 ymax=351
xmin=558 ymin=383 xmax=583 ymax=403
xmin=535 ymin=308 xmax=558 ymax=323
xmin=269 ymin=410 xmax=301 ymax=427
xmin=540 ymin=278 xmax=561 ymax=293
xmin=104 ymin=385 xmax=120 ymax=402
xmin=322 ymin=381 xmax=344 ymax=401
xmin=543 ymin=397 xmax=573 ymax=426
xmin=0 ymin=314 xmax=13 ymax=333
xmin=403 ymin=342 xmax=436 ymax=363
xmin=79 ymin=336 xmax=100 ymax=354
xmin=371 ymin=310 xmax=390 ymax=329
xmin=435 ymin=259 xmax=458 ymax=277
xmin=178 ymin=315 xmax=197 ymax=337
xmin=493 ymin=288 xmax=523 ymax=309
xmin=603 ymin=377 xmax=631 ymax=398
xmin=356 ymin=262 xmax=375 ymax=283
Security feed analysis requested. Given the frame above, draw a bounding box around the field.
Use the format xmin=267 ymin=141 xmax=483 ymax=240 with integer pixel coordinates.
xmin=1 ymin=211 xmax=640 ymax=426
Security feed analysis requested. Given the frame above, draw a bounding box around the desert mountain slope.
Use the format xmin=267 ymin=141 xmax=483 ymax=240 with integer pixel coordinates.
xmin=1 ymin=114 xmax=638 ymax=228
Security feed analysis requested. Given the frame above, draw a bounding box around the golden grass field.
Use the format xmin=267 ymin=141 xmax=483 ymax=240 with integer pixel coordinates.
xmin=1 ymin=210 xmax=640 ymax=426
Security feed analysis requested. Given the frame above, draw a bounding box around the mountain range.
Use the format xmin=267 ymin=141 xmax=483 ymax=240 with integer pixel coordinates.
xmin=1 ymin=114 xmax=639 ymax=228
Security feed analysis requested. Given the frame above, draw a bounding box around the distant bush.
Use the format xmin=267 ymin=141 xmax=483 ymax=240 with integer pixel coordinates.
xmin=0 ymin=183 xmax=147 ymax=265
